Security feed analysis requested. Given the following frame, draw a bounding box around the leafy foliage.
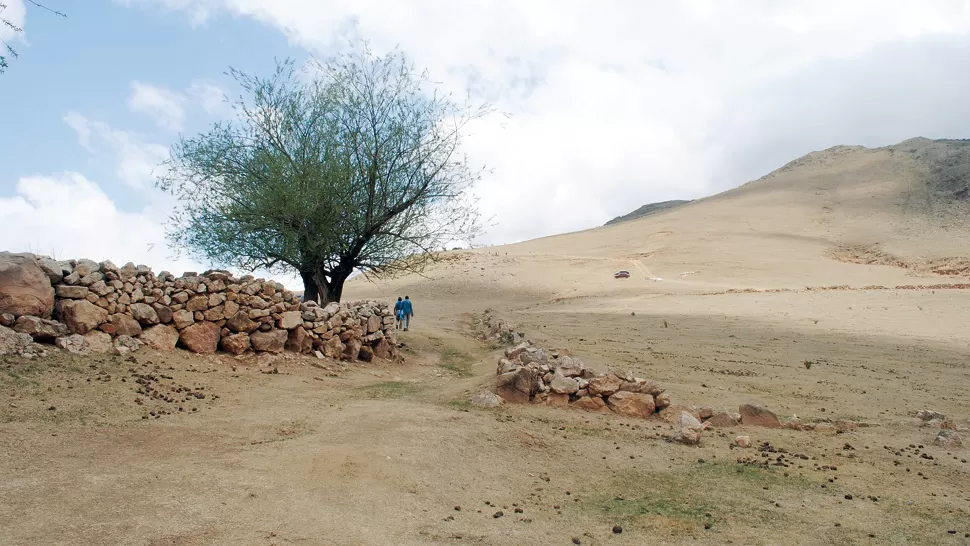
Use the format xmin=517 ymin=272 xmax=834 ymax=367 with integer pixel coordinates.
xmin=160 ymin=45 xmax=491 ymax=302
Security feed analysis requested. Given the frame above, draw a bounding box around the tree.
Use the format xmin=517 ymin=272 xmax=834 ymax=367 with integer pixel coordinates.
xmin=159 ymin=45 xmax=491 ymax=304
xmin=1 ymin=1 xmax=67 ymax=75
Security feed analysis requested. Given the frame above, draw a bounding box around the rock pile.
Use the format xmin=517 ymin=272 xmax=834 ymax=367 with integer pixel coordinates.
xmin=0 ymin=252 xmax=397 ymax=360
xmin=493 ymin=340 xmax=670 ymax=419
xmin=475 ymin=309 xmax=523 ymax=344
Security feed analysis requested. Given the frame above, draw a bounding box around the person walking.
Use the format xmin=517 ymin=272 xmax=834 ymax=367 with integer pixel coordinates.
xmin=394 ymin=297 xmax=404 ymax=330
xmin=401 ymin=296 xmax=414 ymax=331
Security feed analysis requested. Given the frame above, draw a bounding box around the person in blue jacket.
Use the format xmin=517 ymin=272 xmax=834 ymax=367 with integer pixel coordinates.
xmin=401 ymin=296 xmax=414 ymax=331
xmin=393 ymin=297 xmax=404 ymax=330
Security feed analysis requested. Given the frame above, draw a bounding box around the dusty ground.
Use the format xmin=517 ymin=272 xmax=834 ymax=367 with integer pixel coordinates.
xmin=3 ymin=143 xmax=970 ymax=545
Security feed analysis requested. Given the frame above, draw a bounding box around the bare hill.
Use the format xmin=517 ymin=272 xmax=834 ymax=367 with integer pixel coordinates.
xmin=604 ymin=200 xmax=692 ymax=226
xmin=348 ymin=137 xmax=970 ymax=303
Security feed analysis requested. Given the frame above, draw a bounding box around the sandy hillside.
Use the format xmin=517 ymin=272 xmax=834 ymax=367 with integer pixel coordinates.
xmin=3 ymin=138 xmax=970 ymax=546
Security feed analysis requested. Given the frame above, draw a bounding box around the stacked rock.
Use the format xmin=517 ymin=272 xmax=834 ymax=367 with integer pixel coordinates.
xmin=0 ymin=252 xmax=396 ymax=359
xmin=475 ymin=308 xmax=523 ymax=344
xmin=493 ymin=340 xmax=669 ymax=419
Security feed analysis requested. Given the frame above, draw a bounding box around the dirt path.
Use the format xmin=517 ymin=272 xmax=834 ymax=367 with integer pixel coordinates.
xmin=2 ymin=297 xmax=970 ymax=545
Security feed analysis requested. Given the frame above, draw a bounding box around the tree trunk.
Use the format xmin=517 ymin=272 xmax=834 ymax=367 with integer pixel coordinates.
xmin=321 ymin=269 xmax=350 ymax=305
xmin=300 ymin=271 xmax=321 ymax=304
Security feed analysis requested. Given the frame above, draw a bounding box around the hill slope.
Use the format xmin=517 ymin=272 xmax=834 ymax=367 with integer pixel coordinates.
xmin=347 ymin=137 xmax=970 ymax=304
xmin=604 ymin=200 xmax=692 ymax=226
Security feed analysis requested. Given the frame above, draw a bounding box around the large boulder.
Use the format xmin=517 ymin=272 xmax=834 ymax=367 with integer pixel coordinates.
xmin=171 ymin=309 xmax=195 ymax=330
xmin=226 ymin=311 xmax=258 ymax=333
xmin=673 ymin=411 xmax=704 ymax=445
xmin=606 ymin=391 xmax=656 ymax=418
xmin=549 ymin=371 xmax=580 ymax=394
xmin=83 ymin=330 xmax=113 ymax=354
xmin=152 ymin=304 xmax=173 ymax=324
xmin=129 ymin=303 xmax=160 ymax=325
xmin=0 ymin=252 xmax=55 ymax=318
xmin=13 ymin=315 xmax=68 ymax=341
xmin=571 ymin=395 xmax=610 ymax=412
xmin=179 ymin=321 xmax=221 ymax=354
xmin=251 ymin=329 xmax=288 ymax=353
xmin=705 ymin=411 xmax=742 ymax=428
xmin=739 ymin=404 xmax=782 ymax=428
xmin=108 ymin=313 xmax=142 ymax=337
xmin=220 ymin=333 xmax=252 ymax=355
xmin=321 ymin=336 xmax=344 ymax=359
xmin=35 ymin=256 xmax=63 ymax=284
xmin=372 ymin=337 xmax=392 ymax=359
xmin=587 ymin=374 xmax=623 ymax=396
xmin=278 ymin=311 xmax=303 ymax=330
xmin=55 ymin=285 xmax=88 ymax=299
xmin=0 ymin=325 xmax=34 ymax=356
xmin=342 ymin=338 xmax=362 ymax=360
xmin=285 ymin=327 xmax=312 ymax=353
xmin=56 ymin=299 xmax=107 ymax=334
xmin=139 ymin=324 xmax=179 ymax=351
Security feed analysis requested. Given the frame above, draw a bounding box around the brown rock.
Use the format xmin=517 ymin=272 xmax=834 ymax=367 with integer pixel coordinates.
xmin=55 ymin=334 xmax=89 ymax=355
xmin=56 ymin=299 xmax=108 ymax=334
xmin=203 ymin=305 xmax=226 ymax=322
xmin=470 ymin=391 xmax=505 ymax=408
xmin=549 ymin=371 xmax=580 ymax=394
xmin=279 ymin=310 xmax=303 ymax=329
xmin=373 ymin=337 xmax=392 ymax=359
xmin=223 ymin=300 xmax=239 ymax=318
xmin=705 ymin=412 xmax=741 ymax=428
xmin=108 ymin=313 xmax=142 ymax=337
xmin=220 ymin=333 xmax=251 ymax=355
xmin=734 ymin=435 xmax=752 ymax=448
xmin=653 ymin=392 xmax=671 ymax=409
xmin=495 ymin=382 xmax=530 ymax=404
xmin=179 ymin=321 xmax=221 ymax=354
xmin=13 ymin=315 xmax=67 ymax=341
xmin=739 ymin=404 xmax=781 ymax=428
xmin=638 ymin=380 xmax=663 ymax=396
xmin=933 ymin=430 xmax=963 ymax=448
xmin=546 ymin=393 xmax=570 ymax=407
xmin=152 ymin=304 xmax=173 ymax=324
xmin=606 ymin=391 xmax=656 ymax=418
xmin=129 ymin=302 xmax=160 ymax=325
xmin=674 ymin=411 xmax=704 ymax=445
xmin=358 ymin=345 xmax=374 ymax=362
xmin=659 ymin=404 xmax=699 ymax=423
xmin=171 ymin=309 xmax=195 ymax=330
xmin=185 ymin=295 xmax=208 ymax=312
xmin=697 ymin=406 xmax=714 ymax=420
xmin=284 ymin=327 xmax=312 ymax=353
xmin=98 ymin=323 xmax=117 ymax=336
xmin=366 ymin=314 xmax=381 ymax=333
xmin=321 ymin=336 xmax=344 ymax=359
xmin=226 ymin=310 xmax=258 ymax=333
xmin=571 ymin=395 xmax=610 ymax=412
xmin=587 ymin=374 xmax=622 ymax=396
xmin=139 ymin=324 xmax=179 ymax=351
xmin=0 ymin=313 xmax=13 ymax=327
xmin=251 ymin=329 xmax=288 ymax=353
xmin=342 ymin=338 xmax=362 ymax=360
xmin=83 ymin=330 xmax=113 ymax=354
xmin=0 ymin=252 xmax=55 ymax=318
xmin=55 ymin=285 xmax=89 ymax=299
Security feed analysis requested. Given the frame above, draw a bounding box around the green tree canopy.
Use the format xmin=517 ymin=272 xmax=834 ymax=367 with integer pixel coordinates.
xmin=159 ymin=45 xmax=491 ymax=303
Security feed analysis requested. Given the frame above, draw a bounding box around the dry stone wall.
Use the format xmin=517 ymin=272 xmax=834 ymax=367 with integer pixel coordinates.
xmin=0 ymin=252 xmax=397 ymax=360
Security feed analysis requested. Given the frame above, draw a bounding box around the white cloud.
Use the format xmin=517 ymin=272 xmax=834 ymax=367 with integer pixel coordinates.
xmin=187 ymin=81 xmax=228 ymax=115
xmin=127 ymin=81 xmax=187 ymax=131
xmin=0 ymin=171 xmax=303 ymax=289
xmin=63 ymin=112 xmax=170 ymax=188
xmin=112 ymin=1 xmax=970 ymax=245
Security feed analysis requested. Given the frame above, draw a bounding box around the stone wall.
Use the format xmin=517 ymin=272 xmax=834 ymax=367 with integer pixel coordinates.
xmin=0 ymin=252 xmax=397 ymax=360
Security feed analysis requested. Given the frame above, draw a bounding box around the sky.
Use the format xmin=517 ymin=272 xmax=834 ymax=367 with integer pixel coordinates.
xmin=2 ymin=1 xmax=970 ymax=290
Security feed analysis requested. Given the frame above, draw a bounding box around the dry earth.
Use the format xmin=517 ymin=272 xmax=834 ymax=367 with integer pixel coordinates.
xmin=3 ymin=139 xmax=970 ymax=545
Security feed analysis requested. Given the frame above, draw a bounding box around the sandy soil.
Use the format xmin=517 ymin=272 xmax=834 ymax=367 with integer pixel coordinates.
xmin=3 ymin=143 xmax=970 ymax=545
